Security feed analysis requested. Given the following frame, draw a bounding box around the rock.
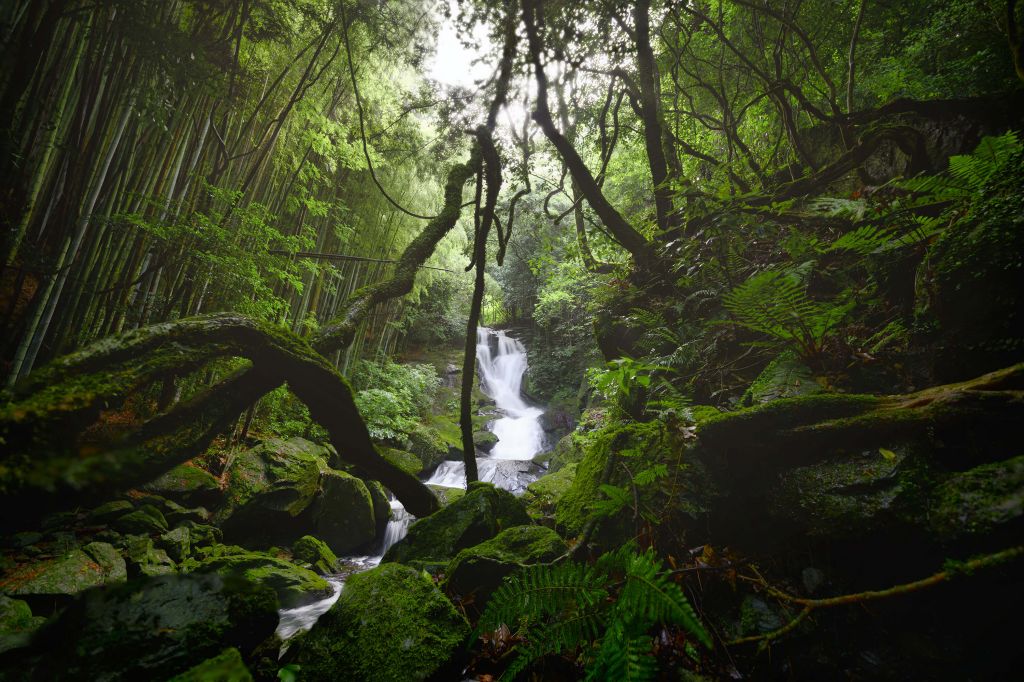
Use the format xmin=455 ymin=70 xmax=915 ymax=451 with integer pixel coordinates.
xmin=113 ymin=504 xmax=168 ymax=535
xmin=547 ymin=433 xmax=585 ymax=473
xmin=427 ymin=485 xmax=466 ymax=506
xmin=0 ymin=542 xmax=126 ymax=601
xmin=292 ymin=536 xmax=339 ymax=574
xmin=290 ymin=563 xmax=469 ymax=681
xmin=88 ymin=500 xmax=134 ymax=524
xmin=406 ymin=424 xmax=449 ymax=471
xmin=191 ymin=551 xmax=331 ymax=608
xmin=377 ymin=446 xmax=422 ymax=476
xmin=523 ymin=463 xmax=578 ymax=519
xmin=177 ymin=521 xmax=222 ymax=547
xmin=217 ymin=437 xmax=329 ymax=547
xmin=473 ymin=430 xmax=499 ymax=453
xmin=142 ymin=463 xmax=222 ymax=508
xmin=427 ymin=414 xmax=464 ymax=460
xmin=158 ymin=527 xmax=191 ymax=563
xmin=2 ymin=573 xmax=277 ymax=681
xmin=446 ymin=525 xmax=567 ymax=609
xmin=160 ymin=499 xmax=211 ymax=526
xmin=311 ymin=469 xmax=377 ymax=554
xmin=929 ymin=455 xmax=1024 ymax=539
xmin=167 ymin=647 xmax=253 ymax=681
xmin=124 ymin=535 xmax=177 ymax=577
xmin=365 ymin=480 xmax=391 ymax=539
xmin=0 ymin=596 xmax=45 ymax=655
xmin=383 ymin=482 xmax=531 ymax=568
xmin=477 ymin=458 xmax=546 ymax=495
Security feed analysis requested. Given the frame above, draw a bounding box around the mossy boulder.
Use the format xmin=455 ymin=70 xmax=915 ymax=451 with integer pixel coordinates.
xmin=167 ymin=647 xmax=253 ymax=682
xmin=0 ymin=573 xmax=277 ymax=681
xmin=157 ymin=527 xmax=191 ymax=563
xmin=473 ymin=430 xmax=499 ymax=453
xmin=113 ymin=504 xmax=168 ymax=535
xmin=0 ymin=596 xmax=45 ymax=655
xmin=377 ymin=446 xmax=423 ymax=476
xmin=124 ymin=535 xmax=177 ymax=577
xmin=292 ymin=536 xmax=339 ymax=574
xmin=88 ymin=500 xmax=133 ymax=524
xmin=290 ymin=563 xmax=469 ymax=681
xmin=929 ymin=455 xmax=1024 ymax=539
xmin=177 ymin=520 xmax=222 ymax=547
xmin=383 ymin=482 xmax=531 ymax=568
xmin=523 ymin=463 xmax=578 ymax=519
xmin=0 ymin=541 xmax=126 ymax=600
xmin=547 ymin=433 xmax=585 ymax=473
xmin=427 ymin=414 xmax=464 ymax=460
xmin=407 ymin=423 xmax=449 ymax=471
xmin=427 ymin=485 xmax=467 ymax=506
xmin=191 ymin=551 xmax=331 ymax=608
xmin=366 ymin=479 xmax=392 ymax=538
xmin=312 ymin=469 xmax=377 ymax=554
xmin=142 ymin=463 xmax=222 ymax=508
xmin=446 ymin=525 xmax=566 ymax=608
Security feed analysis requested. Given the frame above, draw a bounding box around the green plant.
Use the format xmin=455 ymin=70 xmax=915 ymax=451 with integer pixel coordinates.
xmin=478 ymin=547 xmax=712 ymax=680
xmin=722 ymin=268 xmax=853 ymax=361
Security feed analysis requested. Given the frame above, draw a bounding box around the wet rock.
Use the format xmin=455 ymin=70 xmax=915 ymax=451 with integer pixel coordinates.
xmin=0 ymin=596 xmax=45 ymax=655
xmin=365 ymin=480 xmax=391 ymax=539
xmin=0 ymin=541 xmax=126 ymax=601
xmin=292 ymin=536 xmax=339 ymax=574
xmin=547 ymin=433 xmax=585 ymax=473
xmin=113 ymin=504 xmax=168 ymax=536
xmin=167 ymin=647 xmax=253 ymax=682
xmin=523 ymin=463 xmax=578 ymax=519
xmin=446 ymin=525 xmax=567 ymax=609
xmin=406 ymin=424 xmax=449 ymax=471
xmin=142 ymin=463 xmax=222 ymax=508
xmin=0 ymin=573 xmax=277 ymax=681
xmin=478 ymin=458 xmax=546 ymax=495
xmin=427 ymin=485 xmax=466 ymax=507
xmin=311 ymin=469 xmax=377 ymax=554
xmin=377 ymin=446 xmax=422 ymax=476
xmin=290 ymin=563 xmax=469 ymax=681
xmin=190 ymin=550 xmax=331 ymax=608
xmin=383 ymin=482 xmax=531 ymax=569
xmin=473 ymin=429 xmax=499 ymax=453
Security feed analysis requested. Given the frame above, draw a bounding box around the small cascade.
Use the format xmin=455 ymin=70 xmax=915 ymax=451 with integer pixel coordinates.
xmin=476 ymin=328 xmax=546 ymax=460
xmin=275 ymin=576 xmax=344 ymax=643
xmin=379 ymin=499 xmax=413 ymax=555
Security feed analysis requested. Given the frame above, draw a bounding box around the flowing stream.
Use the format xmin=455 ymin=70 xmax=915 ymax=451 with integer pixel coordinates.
xmin=276 ymin=327 xmax=544 ymax=642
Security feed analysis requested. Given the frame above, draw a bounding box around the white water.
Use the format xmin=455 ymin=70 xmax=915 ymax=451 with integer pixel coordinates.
xmin=277 ymin=327 xmax=544 ymax=644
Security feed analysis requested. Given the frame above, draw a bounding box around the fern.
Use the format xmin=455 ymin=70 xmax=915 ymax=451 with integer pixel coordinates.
xmin=478 ymin=548 xmax=711 ymax=680
xmin=722 ymin=268 xmax=851 ymax=360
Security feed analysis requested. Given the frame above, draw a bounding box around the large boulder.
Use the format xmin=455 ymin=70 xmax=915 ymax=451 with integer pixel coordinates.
xmin=189 ymin=549 xmax=331 ymax=608
xmin=406 ymin=423 xmax=449 ymax=471
xmin=523 ymin=463 xmax=578 ymax=520
xmin=382 ymin=482 xmax=530 ymax=569
xmin=142 ymin=463 xmax=222 ymax=508
xmin=290 ymin=563 xmax=469 ymax=681
xmin=292 ymin=536 xmax=339 ymax=575
xmin=446 ymin=525 xmax=566 ymax=609
xmin=311 ymin=469 xmax=377 ymax=553
xmin=218 ymin=437 xmax=380 ymax=552
xmin=0 ymin=541 xmax=126 ymax=603
xmin=0 ymin=573 xmax=277 ymax=681
xmin=376 ymin=446 xmax=422 ymax=476
xmin=167 ymin=647 xmax=253 ymax=682
xmin=0 ymin=596 xmax=45 ymax=655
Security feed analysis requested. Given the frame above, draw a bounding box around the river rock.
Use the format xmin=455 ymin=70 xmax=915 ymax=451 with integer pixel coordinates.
xmin=473 ymin=429 xmax=499 ymax=453
xmin=0 ymin=596 xmax=45 ymax=655
xmin=478 ymin=458 xmax=547 ymax=495
xmin=446 ymin=525 xmax=567 ymax=609
xmin=523 ymin=463 xmax=578 ymax=519
xmin=190 ymin=549 xmax=331 ymax=608
xmin=0 ymin=573 xmax=277 ymax=681
xmin=383 ymin=482 xmax=531 ymax=569
xmin=546 ymin=433 xmax=585 ymax=473
xmin=377 ymin=446 xmax=422 ymax=475
xmin=167 ymin=647 xmax=253 ymax=682
xmin=406 ymin=423 xmax=449 ymax=471
xmin=311 ymin=469 xmax=377 ymax=554
xmin=290 ymin=563 xmax=469 ymax=681
xmin=142 ymin=463 xmax=222 ymax=508
xmin=292 ymin=536 xmax=339 ymax=574
xmin=365 ymin=479 xmax=391 ymax=538
xmin=0 ymin=541 xmax=126 ymax=602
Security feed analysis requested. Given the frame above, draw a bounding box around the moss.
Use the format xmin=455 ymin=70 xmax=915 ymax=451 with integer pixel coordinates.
xmin=427 ymin=413 xmax=463 ymax=457
xmin=89 ymin=499 xmax=134 ymax=523
xmin=929 ymin=455 xmax=1024 ymax=538
xmin=473 ymin=430 xmax=499 ymax=453
xmin=688 ymin=405 xmax=722 ymax=426
xmin=0 ymin=596 xmax=46 ymax=655
xmin=427 ymin=485 xmax=466 ymax=506
xmin=406 ymin=424 xmax=448 ymax=471
xmin=113 ymin=504 xmax=169 ymax=535
xmin=523 ymin=463 xmax=578 ymax=519
xmin=547 ymin=433 xmax=585 ymax=473
xmin=312 ymin=469 xmax=377 ymax=554
xmin=292 ymin=563 xmax=469 ymax=681
xmin=292 ymin=535 xmax=339 ymax=574
xmin=167 ymin=647 xmax=253 ymax=682
xmin=0 ymin=542 xmax=126 ymax=597
xmin=191 ymin=551 xmax=331 ymax=608
xmin=446 ymin=526 xmax=566 ymax=606
xmin=377 ymin=446 xmax=423 ymax=476
xmin=142 ymin=463 xmax=220 ymax=506
xmin=383 ymin=482 xmax=530 ymax=566
xmin=739 ymin=351 xmax=822 ymax=407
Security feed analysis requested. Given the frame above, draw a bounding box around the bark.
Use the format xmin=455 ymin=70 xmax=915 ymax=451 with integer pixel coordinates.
xmin=0 ymin=313 xmax=440 ymax=531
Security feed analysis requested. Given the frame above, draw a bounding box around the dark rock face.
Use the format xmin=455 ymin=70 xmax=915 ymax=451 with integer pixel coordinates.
xmin=290 ymin=563 xmax=469 ymax=681
xmin=0 ymin=573 xmax=278 ymax=681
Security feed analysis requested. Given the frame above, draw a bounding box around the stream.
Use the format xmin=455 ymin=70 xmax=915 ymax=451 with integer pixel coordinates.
xmin=276 ymin=327 xmax=546 ymax=642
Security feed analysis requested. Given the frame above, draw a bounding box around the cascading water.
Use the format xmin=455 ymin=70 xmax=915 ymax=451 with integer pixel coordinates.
xmin=425 ymin=327 xmax=546 ymax=493
xmin=277 ymin=327 xmax=545 ymax=646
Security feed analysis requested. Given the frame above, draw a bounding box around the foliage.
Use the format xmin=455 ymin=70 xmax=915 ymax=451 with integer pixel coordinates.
xmin=478 ymin=546 xmax=711 ymax=681
xmin=349 ymin=359 xmax=441 ymax=442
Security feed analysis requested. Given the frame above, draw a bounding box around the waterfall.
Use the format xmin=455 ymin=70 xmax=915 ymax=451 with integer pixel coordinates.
xmin=477 ymin=328 xmax=546 ymax=460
